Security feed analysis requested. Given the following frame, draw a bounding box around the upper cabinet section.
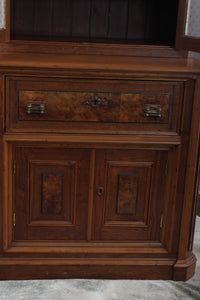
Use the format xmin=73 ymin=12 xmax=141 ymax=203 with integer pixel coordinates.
xmin=0 ymin=0 xmax=199 ymax=56
xmin=10 ymin=0 xmax=178 ymax=47
xmin=176 ymin=0 xmax=200 ymax=52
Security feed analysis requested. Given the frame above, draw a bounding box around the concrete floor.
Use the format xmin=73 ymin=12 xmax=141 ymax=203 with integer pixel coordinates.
xmin=0 ymin=217 xmax=199 ymax=300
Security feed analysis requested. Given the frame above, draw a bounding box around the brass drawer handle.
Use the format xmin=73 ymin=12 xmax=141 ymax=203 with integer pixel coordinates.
xmin=144 ymin=104 xmax=162 ymax=118
xmin=26 ymin=101 xmax=46 ymax=115
xmin=84 ymin=96 xmax=108 ymax=108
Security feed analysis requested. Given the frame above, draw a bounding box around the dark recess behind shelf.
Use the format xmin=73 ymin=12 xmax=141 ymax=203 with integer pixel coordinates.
xmin=10 ymin=0 xmax=179 ymax=46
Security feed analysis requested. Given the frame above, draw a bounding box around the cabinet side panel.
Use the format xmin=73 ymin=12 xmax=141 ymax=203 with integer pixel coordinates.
xmin=0 ymin=74 xmax=4 ymax=254
xmin=188 ymin=140 xmax=200 ymax=251
xmin=178 ymin=77 xmax=200 ymax=260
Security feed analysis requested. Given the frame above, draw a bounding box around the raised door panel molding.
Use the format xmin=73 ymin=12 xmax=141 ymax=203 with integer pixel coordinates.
xmin=104 ymin=161 xmax=153 ymax=225
xmin=29 ymin=160 xmax=77 ymax=225
xmin=13 ymin=146 xmax=91 ymax=241
xmin=92 ymin=149 xmax=167 ymax=242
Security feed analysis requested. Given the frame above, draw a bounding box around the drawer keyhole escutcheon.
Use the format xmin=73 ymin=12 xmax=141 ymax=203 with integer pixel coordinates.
xmin=144 ymin=104 xmax=162 ymax=118
xmin=26 ymin=101 xmax=47 ymax=115
xmin=84 ymin=96 xmax=108 ymax=108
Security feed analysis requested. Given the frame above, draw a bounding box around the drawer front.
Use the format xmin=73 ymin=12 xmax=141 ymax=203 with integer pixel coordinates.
xmin=19 ymin=90 xmax=169 ymax=123
xmin=6 ymin=77 xmax=183 ymax=133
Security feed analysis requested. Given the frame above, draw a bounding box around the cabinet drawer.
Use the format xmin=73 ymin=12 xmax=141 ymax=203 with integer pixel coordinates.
xmin=6 ymin=77 xmax=183 ymax=133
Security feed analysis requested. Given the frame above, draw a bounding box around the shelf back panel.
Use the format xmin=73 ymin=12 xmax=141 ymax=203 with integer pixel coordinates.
xmin=10 ymin=0 xmax=179 ymax=46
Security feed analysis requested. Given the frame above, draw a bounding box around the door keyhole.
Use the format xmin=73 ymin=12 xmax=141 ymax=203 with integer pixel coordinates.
xmin=98 ymin=187 xmax=103 ymax=196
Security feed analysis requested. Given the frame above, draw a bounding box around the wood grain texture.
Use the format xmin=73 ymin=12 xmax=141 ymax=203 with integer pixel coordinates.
xmin=14 ymin=146 xmax=91 ymax=241
xmin=90 ymin=0 xmax=109 ymax=38
xmin=9 ymin=0 xmax=178 ymax=47
xmin=117 ymin=174 xmax=138 ymax=215
xmin=0 ymin=75 xmax=3 ymax=255
xmin=1 ymin=0 xmax=190 ymax=57
xmin=11 ymin=0 xmax=35 ymax=36
xmin=160 ymin=80 xmax=195 ymax=255
xmin=177 ymin=77 xmax=200 ymax=260
xmin=29 ymin=160 xmax=76 ymax=224
xmin=0 ymin=257 xmax=175 ymax=280
xmin=41 ymin=173 xmax=63 ymax=215
xmin=7 ymin=76 xmax=182 ymax=134
xmin=92 ymin=149 xmax=167 ymax=241
xmin=3 ymin=133 xmax=182 ymax=146
xmin=0 ymin=42 xmax=187 ymax=57
xmin=18 ymin=90 xmax=170 ymax=123
xmin=1 ymin=53 xmax=199 ymax=72
xmin=0 ymin=2 xmax=199 ymax=281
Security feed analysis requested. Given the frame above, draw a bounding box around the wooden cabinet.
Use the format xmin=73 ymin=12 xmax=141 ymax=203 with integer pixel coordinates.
xmin=0 ymin=0 xmax=200 ymax=281
xmin=0 ymin=0 xmax=200 ymax=55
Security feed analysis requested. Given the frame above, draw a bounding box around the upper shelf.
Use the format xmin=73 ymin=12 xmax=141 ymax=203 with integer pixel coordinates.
xmin=10 ymin=0 xmax=178 ymax=47
xmin=0 ymin=0 xmax=199 ymax=56
xmin=0 ymin=52 xmax=200 ymax=75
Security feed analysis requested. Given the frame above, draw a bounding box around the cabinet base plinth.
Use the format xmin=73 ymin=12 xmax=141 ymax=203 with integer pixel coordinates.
xmin=0 ymin=257 xmax=177 ymax=280
xmin=0 ymin=254 xmax=197 ymax=280
xmin=173 ymin=254 xmax=197 ymax=281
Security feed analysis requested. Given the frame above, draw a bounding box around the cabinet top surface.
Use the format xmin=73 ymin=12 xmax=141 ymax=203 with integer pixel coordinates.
xmin=0 ymin=53 xmax=200 ymax=75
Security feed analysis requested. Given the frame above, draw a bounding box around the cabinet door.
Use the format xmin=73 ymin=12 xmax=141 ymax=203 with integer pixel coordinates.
xmin=13 ymin=146 xmax=91 ymax=241
xmin=176 ymin=0 xmax=200 ymax=52
xmin=92 ymin=149 xmax=167 ymax=241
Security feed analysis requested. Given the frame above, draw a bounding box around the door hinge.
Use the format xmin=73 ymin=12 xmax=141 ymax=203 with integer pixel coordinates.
xmin=165 ymin=162 xmax=168 ymax=176
xmin=13 ymin=160 xmax=16 ymax=174
xmin=160 ymin=214 xmax=163 ymax=229
xmin=13 ymin=213 xmax=16 ymax=227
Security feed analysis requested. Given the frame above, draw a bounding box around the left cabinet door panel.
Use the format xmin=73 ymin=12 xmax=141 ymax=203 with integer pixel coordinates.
xmin=13 ymin=146 xmax=91 ymax=241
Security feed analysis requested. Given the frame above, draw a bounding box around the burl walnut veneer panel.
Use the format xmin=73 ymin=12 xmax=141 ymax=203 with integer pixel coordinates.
xmin=14 ymin=146 xmax=91 ymax=241
xmin=92 ymin=149 xmax=168 ymax=241
xmin=6 ymin=76 xmax=183 ymax=133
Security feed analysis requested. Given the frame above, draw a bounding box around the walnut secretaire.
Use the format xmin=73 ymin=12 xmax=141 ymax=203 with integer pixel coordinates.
xmin=0 ymin=0 xmax=200 ymax=280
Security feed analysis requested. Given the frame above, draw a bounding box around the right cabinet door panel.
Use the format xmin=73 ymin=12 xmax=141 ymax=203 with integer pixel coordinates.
xmin=92 ymin=149 xmax=168 ymax=241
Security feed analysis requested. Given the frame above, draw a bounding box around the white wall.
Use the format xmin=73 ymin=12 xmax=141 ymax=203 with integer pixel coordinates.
xmin=194 ymin=53 xmax=200 ymax=60
xmin=0 ymin=0 xmax=4 ymax=29
xmin=186 ymin=0 xmax=200 ymax=37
